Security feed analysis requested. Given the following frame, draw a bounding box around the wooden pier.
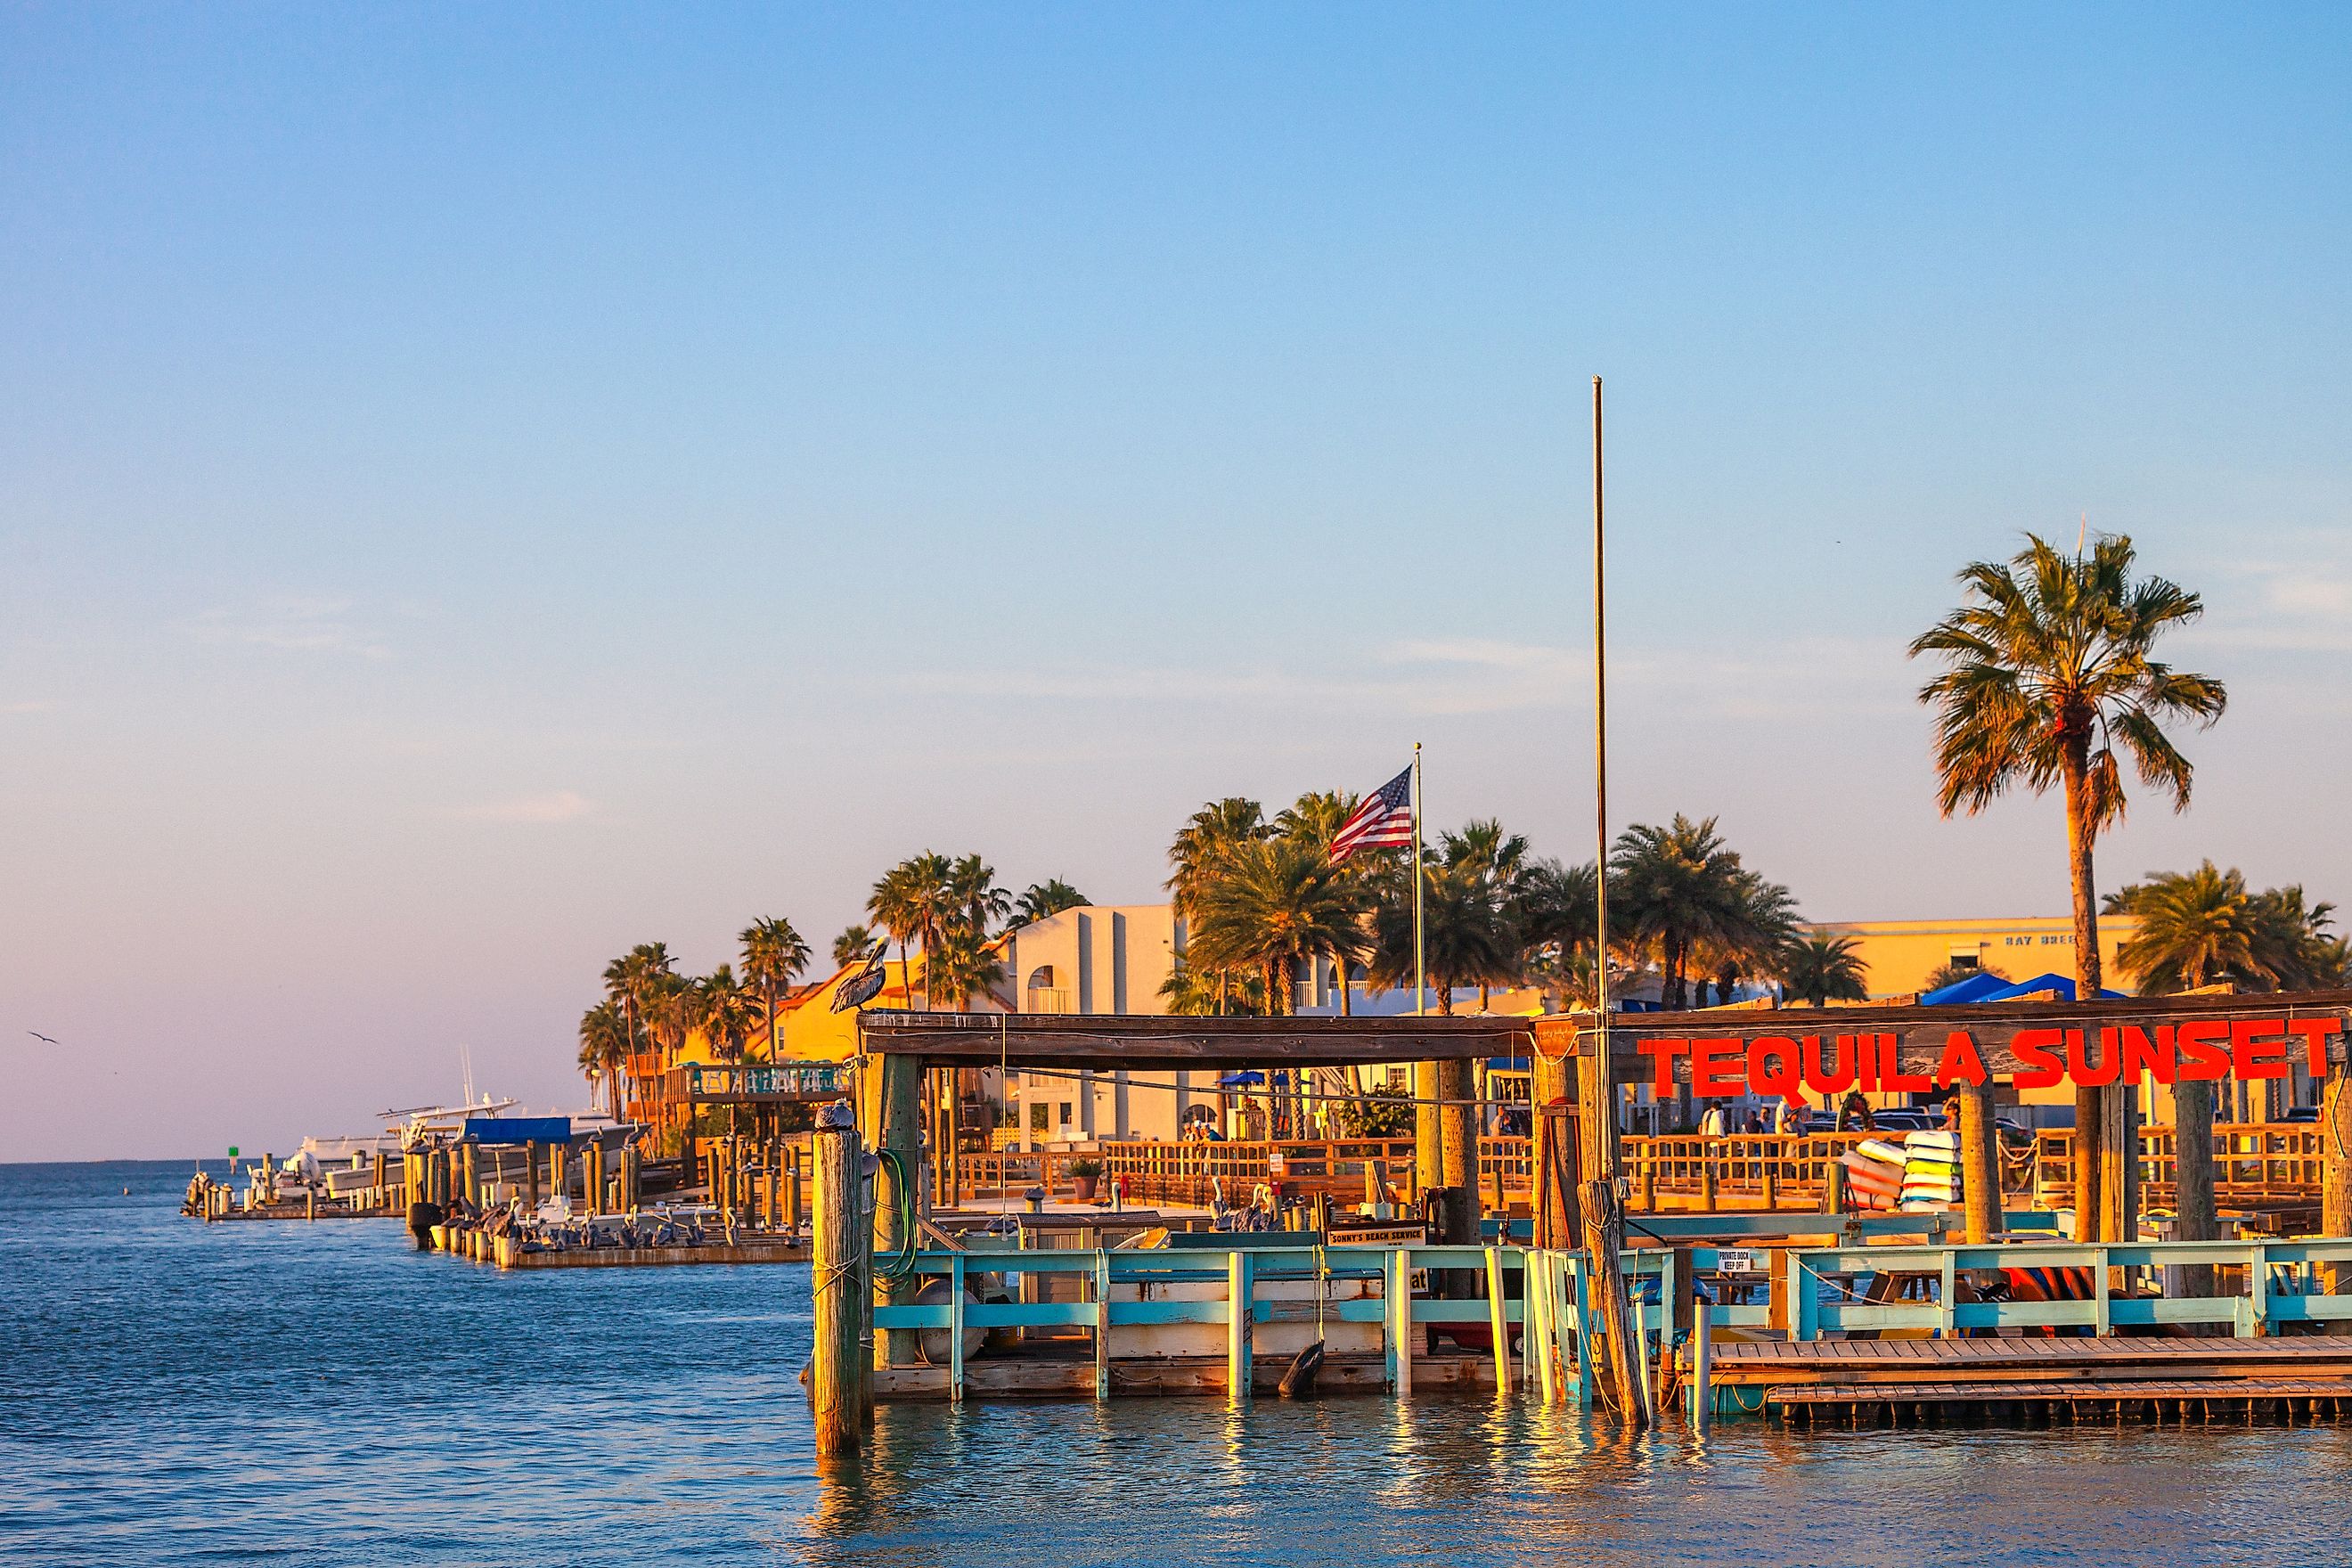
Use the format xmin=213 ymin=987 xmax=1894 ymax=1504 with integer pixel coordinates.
xmin=1716 ymin=1336 xmax=2352 ymax=1425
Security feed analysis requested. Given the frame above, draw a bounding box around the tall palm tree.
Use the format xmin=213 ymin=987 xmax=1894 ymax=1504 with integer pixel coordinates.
xmin=1272 ymin=790 xmax=1359 ymax=855
xmin=2107 ymin=864 xmax=2347 ymax=993
xmin=1187 ymin=836 xmax=1369 ymax=1017
xmin=1509 ymin=858 xmax=1600 ymax=984
xmin=1441 ymin=820 xmax=1533 ymax=1009
xmin=1166 ymin=797 xmax=1272 ymax=1013
xmin=924 ymin=926 xmax=1007 ymax=1011
xmin=832 ymin=925 xmax=880 ymax=969
xmin=2109 ymin=862 xmax=2263 ymax=993
xmin=869 ymin=853 xmax=952 ymax=1009
xmin=2247 ymin=885 xmax=2348 ymax=991
xmin=1778 ymin=933 xmax=1871 ymax=1006
xmin=739 ymin=917 xmax=811 ymax=1059
xmin=1609 ymin=815 xmax=1750 ymax=1010
xmin=600 ymin=942 xmax=675 ymax=1116
xmin=1166 ymin=797 xmax=1270 ymax=917
xmin=1912 ymin=532 xmax=2225 ymax=1242
xmin=1368 ymin=857 xmax=1516 ymax=1016
xmin=947 ymin=854 xmax=1009 ymax=941
xmin=578 ymin=1001 xmax=629 ymax=1115
xmin=1009 ymin=878 xmax=1089 ymax=929
xmin=1688 ymin=870 xmax=1800 ymax=1006
xmin=697 ymin=965 xmax=755 ymax=1061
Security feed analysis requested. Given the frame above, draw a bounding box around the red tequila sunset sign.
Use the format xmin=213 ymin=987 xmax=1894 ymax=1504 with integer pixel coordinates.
xmin=1632 ymin=1017 xmax=2346 ymax=1098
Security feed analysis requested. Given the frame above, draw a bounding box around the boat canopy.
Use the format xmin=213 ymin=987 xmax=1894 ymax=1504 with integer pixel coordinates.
xmin=462 ymin=1115 xmax=574 ymax=1146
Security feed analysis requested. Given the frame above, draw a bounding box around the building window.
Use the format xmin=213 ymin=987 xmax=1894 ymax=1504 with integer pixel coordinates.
xmin=1058 ymin=1102 xmax=1073 ymax=1127
xmin=1030 ymin=1104 xmax=1049 ymax=1133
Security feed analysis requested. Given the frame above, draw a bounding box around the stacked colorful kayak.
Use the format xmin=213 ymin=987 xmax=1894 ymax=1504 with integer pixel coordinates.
xmin=1900 ymin=1129 xmax=1960 ymax=1211
xmin=1838 ymin=1138 xmax=1907 ymax=1210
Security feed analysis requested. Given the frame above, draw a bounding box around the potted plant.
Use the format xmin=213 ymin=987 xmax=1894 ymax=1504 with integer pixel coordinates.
xmin=1067 ymin=1157 xmax=1102 ymax=1201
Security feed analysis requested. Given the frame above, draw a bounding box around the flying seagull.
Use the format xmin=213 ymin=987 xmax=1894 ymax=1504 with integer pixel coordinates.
xmin=28 ymin=1032 xmax=58 ymax=1045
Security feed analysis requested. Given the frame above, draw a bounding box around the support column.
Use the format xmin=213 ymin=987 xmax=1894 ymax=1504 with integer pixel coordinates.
xmin=1578 ymin=1020 xmax=1645 ymax=1431
xmin=2073 ymin=1085 xmax=2103 ymax=1240
xmin=812 ymin=1103 xmax=865 ymax=1464
xmin=873 ymin=1052 xmax=923 ymax=1369
xmin=1531 ymin=1051 xmax=1580 ymax=1251
xmin=2101 ymin=1083 xmax=2137 ymax=1245
xmin=2323 ymin=1056 xmax=2352 ymax=1294
xmin=2174 ymin=1078 xmax=2218 ymax=1302
xmin=1959 ymin=1080 xmax=2003 ymax=1245
xmin=1414 ymin=1061 xmax=1441 ymax=1204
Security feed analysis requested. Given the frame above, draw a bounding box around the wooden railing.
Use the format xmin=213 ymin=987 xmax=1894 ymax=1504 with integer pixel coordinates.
xmin=671 ymin=1062 xmax=851 ymax=1102
xmin=960 ymin=1123 xmax=2328 ymax=1210
xmin=2036 ymin=1123 xmax=2323 ymax=1208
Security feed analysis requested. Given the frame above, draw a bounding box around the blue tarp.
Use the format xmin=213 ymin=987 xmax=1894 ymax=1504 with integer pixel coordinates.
xmin=462 ymin=1116 xmax=574 ymax=1146
xmin=1921 ymin=971 xmax=2127 ymax=1005
xmin=1918 ymin=970 xmax=2014 ymax=1005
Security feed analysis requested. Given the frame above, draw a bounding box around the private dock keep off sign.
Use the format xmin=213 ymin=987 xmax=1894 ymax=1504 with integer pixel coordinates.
xmin=1624 ymin=1016 xmax=2346 ymax=1098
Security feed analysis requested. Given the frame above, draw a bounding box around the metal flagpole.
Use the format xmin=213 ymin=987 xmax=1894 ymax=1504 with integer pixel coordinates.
xmin=1580 ymin=373 xmax=1645 ymax=1430
xmin=1412 ymin=741 xmax=1425 ymax=1016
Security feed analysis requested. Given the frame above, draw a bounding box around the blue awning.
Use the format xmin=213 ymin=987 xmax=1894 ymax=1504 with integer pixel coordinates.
xmin=463 ymin=1116 xmax=573 ymax=1146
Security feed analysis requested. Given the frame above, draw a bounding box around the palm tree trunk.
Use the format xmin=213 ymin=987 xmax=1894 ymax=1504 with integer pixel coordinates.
xmin=2063 ymin=749 xmax=2105 ymax=1241
xmin=1264 ymin=956 xmax=1286 ymax=1017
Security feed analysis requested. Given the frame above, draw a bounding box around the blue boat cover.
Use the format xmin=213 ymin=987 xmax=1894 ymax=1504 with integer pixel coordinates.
xmin=463 ymin=1116 xmax=573 ymax=1146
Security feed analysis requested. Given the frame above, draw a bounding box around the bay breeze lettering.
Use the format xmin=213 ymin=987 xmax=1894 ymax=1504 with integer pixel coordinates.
xmin=1635 ymin=1017 xmax=2347 ymax=1098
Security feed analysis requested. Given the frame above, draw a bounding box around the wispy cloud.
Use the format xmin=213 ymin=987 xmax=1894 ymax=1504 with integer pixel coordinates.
xmin=2 ymin=699 xmax=57 ymax=715
xmin=186 ymin=596 xmax=394 ymax=659
xmin=449 ymin=789 xmax=595 ymax=824
xmin=2194 ymin=546 xmax=2352 ymax=653
xmin=908 ymin=635 xmax=1902 ymax=720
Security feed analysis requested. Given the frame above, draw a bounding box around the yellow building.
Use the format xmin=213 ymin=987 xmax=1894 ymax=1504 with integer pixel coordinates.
xmin=1805 ymin=915 xmax=2142 ymax=998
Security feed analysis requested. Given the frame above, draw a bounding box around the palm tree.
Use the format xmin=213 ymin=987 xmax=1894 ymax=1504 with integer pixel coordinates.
xmin=947 ymin=854 xmax=1009 ymax=941
xmin=2108 ymin=863 xmax=2346 ymax=993
xmin=1166 ymin=797 xmax=1272 ymax=1013
xmin=832 ymin=925 xmax=880 ymax=969
xmin=869 ymin=853 xmax=952 ymax=1009
xmin=1186 ymin=836 xmax=1369 ymax=1017
xmin=924 ymin=925 xmax=1007 ymax=1011
xmin=1166 ymin=797 xmax=1270 ymax=917
xmin=1688 ymin=870 xmax=1800 ymax=1006
xmin=1509 ymin=857 xmax=1599 ymax=983
xmin=1922 ymin=959 xmax=2010 ymax=993
xmin=642 ymin=970 xmax=698 ymax=1067
xmin=1368 ymin=857 xmax=1516 ymax=1016
xmin=1009 ymin=878 xmax=1089 ymax=928
xmin=1157 ymin=955 xmax=1270 ymax=1016
xmin=739 ymin=917 xmax=811 ymax=1059
xmin=2247 ymin=885 xmax=2348 ymax=990
xmin=1912 ymin=531 xmax=2225 ymax=1242
xmin=578 ymin=1001 xmax=629 ymax=1115
xmin=698 ymin=965 xmax=756 ymax=1061
xmin=1779 ymin=933 xmax=1871 ymax=1006
xmin=1441 ymin=820 xmax=1533 ymax=1009
xmin=1272 ymin=790 xmax=1358 ymax=855
xmin=600 ymin=942 xmax=675 ymax=1115
xmin=1609 ymin=815 xmax=1752 ymax=1009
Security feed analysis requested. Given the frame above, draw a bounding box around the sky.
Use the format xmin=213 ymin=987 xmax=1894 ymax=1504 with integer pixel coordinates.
xmin=4 ymin=4 xmax=2348 ymax=1161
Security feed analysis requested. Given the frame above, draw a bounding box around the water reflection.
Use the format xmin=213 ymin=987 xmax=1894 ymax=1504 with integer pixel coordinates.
xmin=9 ymin=1164 xmax=2349 ymax=1568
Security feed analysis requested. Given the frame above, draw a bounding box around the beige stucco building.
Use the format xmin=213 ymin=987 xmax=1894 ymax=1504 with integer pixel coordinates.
xmin=1806 ymin=915 xmax=2142 ymax=998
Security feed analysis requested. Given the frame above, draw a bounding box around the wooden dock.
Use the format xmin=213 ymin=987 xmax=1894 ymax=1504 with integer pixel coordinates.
xmin=1712 ymin=1335 xmax=2352 ymax=1424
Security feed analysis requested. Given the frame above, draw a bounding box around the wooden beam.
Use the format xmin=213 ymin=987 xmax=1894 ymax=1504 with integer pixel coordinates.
xmin=858 ymin=994 xmax=2351 ymax=1077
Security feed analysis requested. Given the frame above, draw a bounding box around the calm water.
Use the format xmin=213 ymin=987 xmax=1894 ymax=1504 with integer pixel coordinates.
xmin=3 ymin=1161 xmax=2347 ymax=1566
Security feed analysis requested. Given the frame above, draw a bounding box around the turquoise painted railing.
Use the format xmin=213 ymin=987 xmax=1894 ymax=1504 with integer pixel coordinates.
xmin=1786 ymin=1237 xmax=2352 ymax=1340
xmin=870 ymin=1242 xmax=1755 ymax=1406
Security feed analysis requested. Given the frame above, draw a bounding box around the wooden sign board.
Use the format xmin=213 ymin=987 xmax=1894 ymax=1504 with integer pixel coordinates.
xmin=1327 ymin=1224 xmax=1428 ymax=1246
xmin=1613 ymin=1014 xmax=2347 ymax=1098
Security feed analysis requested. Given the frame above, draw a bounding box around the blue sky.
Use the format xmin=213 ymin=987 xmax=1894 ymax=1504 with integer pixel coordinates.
xmin=4 ymin=5 xmax=2348 ymax=1158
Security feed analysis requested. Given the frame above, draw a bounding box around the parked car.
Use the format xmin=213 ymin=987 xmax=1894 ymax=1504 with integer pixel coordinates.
xmin=2282 ymin=1106 xmax=2319 ymax=1123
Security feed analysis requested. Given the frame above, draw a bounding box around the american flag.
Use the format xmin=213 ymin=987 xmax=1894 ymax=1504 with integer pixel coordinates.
xmin=1328 ymin=765 xmax=1415 ymax=862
